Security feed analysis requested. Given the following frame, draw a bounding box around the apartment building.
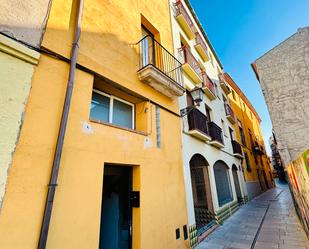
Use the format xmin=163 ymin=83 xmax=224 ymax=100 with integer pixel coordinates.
xmin=0 ymin=0 xmax=189 ymax=248
xmin=270 ymin=131 xmax=286 ymax=181
xmin=224 ymin=73 xmax=274 ymax=199
xmin=170 ymin=0 xmax=248 ymax=244
xmin=252 ymin=27 xmax=309 ymax=167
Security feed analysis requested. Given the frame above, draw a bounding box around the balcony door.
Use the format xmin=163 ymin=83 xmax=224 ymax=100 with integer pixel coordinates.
xmin=141 ymin=26 xmax=154 ymax=67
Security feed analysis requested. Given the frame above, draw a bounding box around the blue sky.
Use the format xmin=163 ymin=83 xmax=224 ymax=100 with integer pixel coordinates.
xmin=189 ymin=0 xmax=309 ymax=154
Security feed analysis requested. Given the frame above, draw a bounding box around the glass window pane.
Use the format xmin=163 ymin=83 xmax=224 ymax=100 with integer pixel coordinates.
xmin=112 ymin=99 xmax=133 ymax=129
xmin=214 ymin=163 xmax=233 ymax=206
xmin=90 ymin=92 xmax=110 ymax=122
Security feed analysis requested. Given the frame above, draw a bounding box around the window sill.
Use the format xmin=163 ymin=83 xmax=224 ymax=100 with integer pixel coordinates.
xmin=89 ymin=119 xmax=148 ymax=136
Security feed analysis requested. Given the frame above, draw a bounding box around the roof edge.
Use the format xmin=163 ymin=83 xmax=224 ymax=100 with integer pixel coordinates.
xmin=184 ymin=0 xmax=223 ymax=69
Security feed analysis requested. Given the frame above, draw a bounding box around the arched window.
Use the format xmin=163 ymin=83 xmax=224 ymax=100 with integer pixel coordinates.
xmin=214 ymin=161 xmax=233 ymax=206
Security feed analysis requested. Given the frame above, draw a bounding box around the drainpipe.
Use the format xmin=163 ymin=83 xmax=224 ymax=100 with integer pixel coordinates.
xmin=38 ymin=0 xmax=84 ymax=248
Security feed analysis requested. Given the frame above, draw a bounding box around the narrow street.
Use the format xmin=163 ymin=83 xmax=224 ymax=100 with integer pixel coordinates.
xmin=197 ymin=182 xmax=309 ymax=249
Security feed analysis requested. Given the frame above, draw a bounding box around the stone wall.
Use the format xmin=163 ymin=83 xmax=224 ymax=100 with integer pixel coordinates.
xmin=0 ymin=0 xmax=51 ymax=47
xmin=255 ymin=27 xmax=309 ymax=166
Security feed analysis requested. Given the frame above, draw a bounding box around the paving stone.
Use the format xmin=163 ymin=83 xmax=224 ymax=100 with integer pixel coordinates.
xmin=196 ymin=183 xmax=309 ymax=249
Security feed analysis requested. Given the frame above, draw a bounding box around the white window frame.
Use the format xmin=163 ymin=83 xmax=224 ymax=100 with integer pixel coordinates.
xmin=92 ymin=89 xmax=135 ymax=129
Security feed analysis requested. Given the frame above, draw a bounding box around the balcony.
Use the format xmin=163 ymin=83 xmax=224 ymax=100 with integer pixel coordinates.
xmin=219 ymin=74 xmax=231 ymax=95
xmin=208 ymin=122 xmax=224 ymax=148
xmin=252 ymin=142 xmax=263 ymax=155
xmin=201 ymin=72 xmax=216 ymax=100
xmin=194 ymin=32 xmax=209 ymax=62
xmin=179 ymin=46 xmax=202 ymax=84
xmin=137 ymin=36 xmax=185 ymax=99
xmin=232 ymin=140 xmax=243 ymax=158
xmin=175 ymin=1 xmax=195 ymax=40
xmin=187 ymin=107 xmax=211 ymax=141
xmin=224 ymin=103 xmax=236 ymax=124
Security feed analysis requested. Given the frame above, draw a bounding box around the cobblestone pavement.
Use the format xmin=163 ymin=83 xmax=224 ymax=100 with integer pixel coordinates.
xmin=197 ymin=182 xmax=309 ymax=249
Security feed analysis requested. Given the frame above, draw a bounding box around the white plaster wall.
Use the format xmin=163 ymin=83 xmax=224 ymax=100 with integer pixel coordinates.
xmin=170 ymin=0 xmax=244 ymax=225
xmin=0 ymin=35 xmax=39 ymax=209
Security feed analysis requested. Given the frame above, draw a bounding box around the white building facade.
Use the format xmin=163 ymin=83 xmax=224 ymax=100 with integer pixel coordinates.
xmin=170 ymin=0 xmax=247 ymax=245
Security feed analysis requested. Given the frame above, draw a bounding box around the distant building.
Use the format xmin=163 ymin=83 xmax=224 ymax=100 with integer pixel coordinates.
xmin=252 ymin=27 xmax=309 ymax=167
xmin=270 ymin=131 xmax=286 ymax=181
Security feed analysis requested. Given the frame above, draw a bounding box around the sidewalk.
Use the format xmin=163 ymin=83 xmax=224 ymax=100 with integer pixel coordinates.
xmin=197 ymin=182 xmax=309 ymax=249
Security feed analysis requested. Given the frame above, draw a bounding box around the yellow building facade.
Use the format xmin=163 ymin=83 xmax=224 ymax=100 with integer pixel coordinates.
xmin=224 ymin=73 xmax=274 ymax=200
xmin=0 ymin=0 xmax=189 ymax=249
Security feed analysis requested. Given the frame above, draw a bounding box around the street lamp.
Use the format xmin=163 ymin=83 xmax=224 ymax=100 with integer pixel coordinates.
xmin=180 ymin=86 xmax=204 ymax=116
xmin=190 ymin=86 xmax=204 ymax=106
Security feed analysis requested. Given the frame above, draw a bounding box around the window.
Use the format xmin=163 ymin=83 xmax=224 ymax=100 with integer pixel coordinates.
xmin=221 ymin=119 xmax=226 ymax=136
xmin=231 ymin=90 xmax=236 ymax=100
xmin=229 ymin=127 xmax=234 ymax=141
xmin=210 ymin=53 xmax=214 ymax=66
xmin=205 ymin=104 xmax=211 ymax=122
xmin=214 ymin=83 xmax=220 ymax=99
xmin=90 ymin=89 xmax=134 ymax=129
xmin=250 ymin=111 xmax=253 ymax=119
xmin=214 ymin=161 xmax=233 ymax=206
xmin=238 ymin=120 xmax=246 ymax=146
xmin=244 ymin=152 xmax=252 ymax=172
xmin=243 ymin=102 xmax=246 ymax=112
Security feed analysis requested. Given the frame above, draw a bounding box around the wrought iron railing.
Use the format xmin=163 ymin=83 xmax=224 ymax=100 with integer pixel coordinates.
xmin=188 ymin=108 xmax=210 ymax=136
xmin=178 ymin=45 xmax=202 ymax=76
xmin=137 ymin=35 xmax=183 ymax=86
xmin=175 ymin=1 xmax=194 ymax=30
xmin=232 ymin=140 xmax=242 ymax=155
xmin=209 ymin=122 xmax=224 ymax=144
xmin=224 ymin=103 xmax=235 ymax=121
xmin=195 ymin=32 xmax=208 ymax=55
xmin=252 ymin=141 xmax=263 ymax=155
xmin=201 ymin=72 xmax=216 ymax=96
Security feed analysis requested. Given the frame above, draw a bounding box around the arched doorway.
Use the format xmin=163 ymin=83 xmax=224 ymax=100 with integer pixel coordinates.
xmin=190 ymin=154 xmax=214 ymax=233
xmin=232 ymin=164 xmax=243 ymax=203
xmin=214 ymin=161 xmax=233 ymax=207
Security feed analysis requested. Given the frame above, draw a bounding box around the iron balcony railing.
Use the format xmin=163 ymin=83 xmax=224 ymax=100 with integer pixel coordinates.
xmin=224 ymin=103 xmax=235 ymax=121
xmin=232 ymin=140 xmax=242 ymax=155
xmin=201 ymin=72 xmax=216 ymax=96
xmin=178 ymin=45 xmax=202 ymax=76
xmin=137 ymin=35 xmax=183 ymax=86
xmin=175 ymin=1 xmax=194 ymax=30
xmin=195 ymin=32 xmax=208 ymax=55
xmin=252 ymin=141 xmax=263 ymax=155
xmin=209 ymin=122 xmax=224 ymax=144
xmin=188 ymin=107 xmax=210 ymax=136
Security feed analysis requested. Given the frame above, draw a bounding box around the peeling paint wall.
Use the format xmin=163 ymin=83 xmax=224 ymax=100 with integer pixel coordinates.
xmin=0 ymin=34 xmax=40 ymax=209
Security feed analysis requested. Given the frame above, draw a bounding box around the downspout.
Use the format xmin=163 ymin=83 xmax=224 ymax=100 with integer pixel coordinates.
xmin=38 ymin=0 xmax=84 ymax=248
